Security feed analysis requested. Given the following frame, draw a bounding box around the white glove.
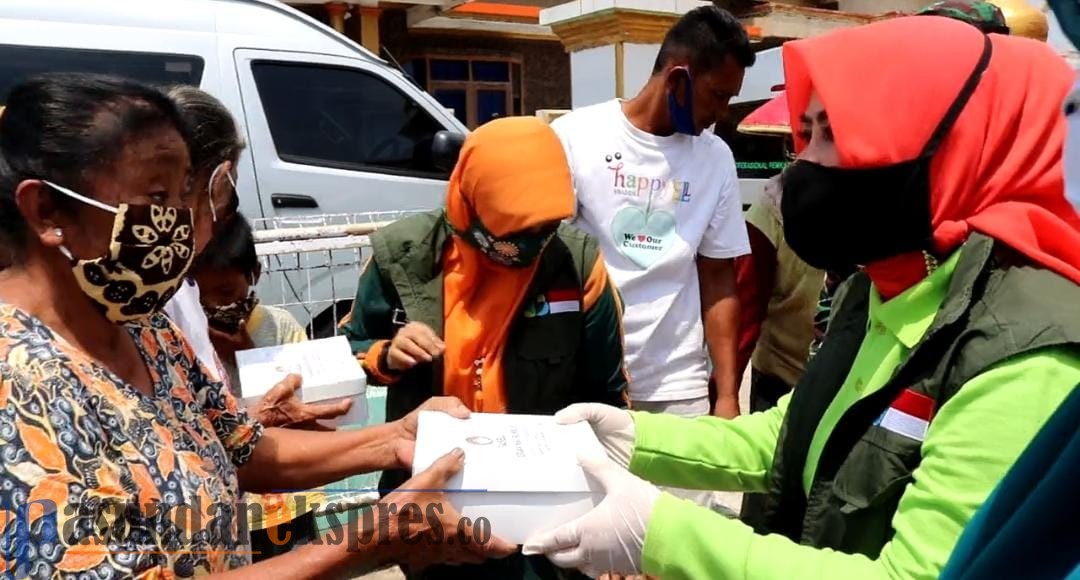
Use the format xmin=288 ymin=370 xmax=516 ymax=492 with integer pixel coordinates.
xmin=556 ymin=403 xmax=635 ymax=468
xmin=522 ymin=450 xmax=661 ymax=578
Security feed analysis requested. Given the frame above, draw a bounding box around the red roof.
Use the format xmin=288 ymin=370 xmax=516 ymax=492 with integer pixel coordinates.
xmin=737 ymin=91 xmax=790 ymax=136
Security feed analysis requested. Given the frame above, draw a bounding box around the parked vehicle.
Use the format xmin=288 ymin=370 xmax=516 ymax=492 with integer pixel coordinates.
xmin=0 ymin=0 xmax=467 ymax=332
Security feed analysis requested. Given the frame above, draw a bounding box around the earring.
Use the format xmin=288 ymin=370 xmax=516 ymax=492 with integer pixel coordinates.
xmin=53 ymin=228 xmax=63 ymax=238
xmin=923 ymin=251 xmax=939 ymax=275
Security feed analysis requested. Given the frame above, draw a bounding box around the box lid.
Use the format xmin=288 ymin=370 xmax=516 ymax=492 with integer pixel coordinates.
xmin=412 ymin=412 xmax=605 ymax=494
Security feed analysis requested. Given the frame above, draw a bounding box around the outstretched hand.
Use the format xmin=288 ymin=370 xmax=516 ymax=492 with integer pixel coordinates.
xmin=253 ymin=374 xmax=353 ymax=430
xmin=522 ymin=451 xmax=661 ymax=578
xmin=391 ymin=396 xmax=472 ymax=468
xmin=554 ymin=403 xmax=636 ymax=468
xmin=380 ymin=448 xmax=518 ymax=572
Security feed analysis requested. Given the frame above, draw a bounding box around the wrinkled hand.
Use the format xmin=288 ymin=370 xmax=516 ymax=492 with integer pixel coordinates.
xmin=253 ymin=374 xmax=353 ymax=430
xmin=555 ymin=403 xmax=635 ymax=468
xmin=523 ymin=451 xmax=661 ymax=578
xmin=208 ymin=324 xmax=255 ymax=365
xmin=379 ymin=448 xmax=517 ymax=572
xmin=392 ymin=396 xmax=471 ymax=469
xmin=387 ymin=322 xmax=445 ymax=371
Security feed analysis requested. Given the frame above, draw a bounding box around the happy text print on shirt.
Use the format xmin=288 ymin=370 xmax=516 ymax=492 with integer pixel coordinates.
xmin=606 ymin=152 xmax=691 ymax=268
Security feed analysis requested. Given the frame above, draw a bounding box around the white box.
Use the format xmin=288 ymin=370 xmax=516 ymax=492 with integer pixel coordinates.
xmin=235 ymin=336 xmax=367 ymax=426
xmin=412 ymin=412 xmax=605 ymax=545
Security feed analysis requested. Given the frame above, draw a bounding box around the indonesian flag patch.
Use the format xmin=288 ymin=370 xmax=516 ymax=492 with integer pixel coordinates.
xmin=547 ymin=288 xmax=582 ymax=314
xmin=523 ymin=288 xmax=582 ymax=318
xmin=874 ymin=388 xmax=935 ymax=442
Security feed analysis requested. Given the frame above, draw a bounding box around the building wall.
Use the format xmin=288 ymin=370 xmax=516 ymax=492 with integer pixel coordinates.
xmin=623 ymin=43 xmax=660 ymax=99
xmin=569 ymin=45 xmax=615 ymax=109
xmin=380 ymin=9 xmax=571 ymax=115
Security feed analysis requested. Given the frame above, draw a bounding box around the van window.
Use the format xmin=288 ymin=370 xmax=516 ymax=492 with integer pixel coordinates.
xmin=251 ymin=61 xmax=446 ymax=178
xmin=0 ymin=45 xmax=203 ymax=104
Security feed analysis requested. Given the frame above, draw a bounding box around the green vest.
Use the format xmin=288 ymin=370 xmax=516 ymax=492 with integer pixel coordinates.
xmin=754 ymin=233 xmax=1080 ymax=556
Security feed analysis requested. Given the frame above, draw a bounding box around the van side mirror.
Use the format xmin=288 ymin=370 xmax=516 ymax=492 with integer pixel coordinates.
xmin=432 ymin=131 xmax=466 ymax=176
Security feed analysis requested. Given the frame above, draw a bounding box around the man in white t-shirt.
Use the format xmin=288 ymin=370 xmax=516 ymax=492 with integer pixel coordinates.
xmin=552 ymin=5 xmax=754 ymax=419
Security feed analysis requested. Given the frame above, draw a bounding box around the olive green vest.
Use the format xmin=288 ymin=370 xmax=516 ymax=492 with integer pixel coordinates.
xmin=752 ymin=233 xmax=1080 ymax=557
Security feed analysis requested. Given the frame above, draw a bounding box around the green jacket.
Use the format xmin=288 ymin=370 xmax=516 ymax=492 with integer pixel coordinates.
xmin=343 ymin=210 xmax=628 ymax=580
xmin=629 ymin=234 xmax=1080 ymax=579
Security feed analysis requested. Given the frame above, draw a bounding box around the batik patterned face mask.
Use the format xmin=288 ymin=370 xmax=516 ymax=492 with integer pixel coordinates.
xmin=46 ymin=181 xmax=195 ymax=324
xmin=456 ymin=214 xmax=556 ymax=268
xmin=204 ymin=290 xmax=258 ymax=333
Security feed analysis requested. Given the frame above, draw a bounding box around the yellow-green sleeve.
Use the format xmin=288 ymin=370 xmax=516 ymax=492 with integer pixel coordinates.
xmin=629 ymin=393 xmax=789 ymax=493
xmin=640 ymin=348 xmax=1080 ymax=580
xmin=280 ymin=310 xmax=308 ymax=344
xmin=744 ymin=202 xmax=783 ymax=248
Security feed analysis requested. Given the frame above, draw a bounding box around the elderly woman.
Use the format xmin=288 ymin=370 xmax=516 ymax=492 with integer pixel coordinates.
xmin=344 ymin=116 xmax=629 ymax=580
xmin=0 ymin=74 xmax=513 ymax=577
xmin=523 ymin=16 xmax=1080 ymax=579
xmin=161 ymin=85 xmax=349 ymax=559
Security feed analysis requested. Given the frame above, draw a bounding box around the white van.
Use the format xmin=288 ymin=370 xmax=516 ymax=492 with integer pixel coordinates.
xmin=0 ymin=0 xmax=467 ymax=332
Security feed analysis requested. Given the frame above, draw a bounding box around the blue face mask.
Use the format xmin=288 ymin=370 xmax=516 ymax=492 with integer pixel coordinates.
xmin=666 ymin=67 xmax=697 ymax=135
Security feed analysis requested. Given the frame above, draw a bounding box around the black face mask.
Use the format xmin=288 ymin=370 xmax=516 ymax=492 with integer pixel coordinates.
xmin=780 ymin=35 xmax=992 ymax=274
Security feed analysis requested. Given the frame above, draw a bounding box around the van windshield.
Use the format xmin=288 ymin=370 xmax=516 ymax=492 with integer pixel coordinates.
xmin=0 ymin=45 xmax=204 ymax=104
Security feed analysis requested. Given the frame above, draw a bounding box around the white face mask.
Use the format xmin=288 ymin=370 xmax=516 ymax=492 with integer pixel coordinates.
xmin=1064 ymin=82 xmax=1080 ymax=214
xmin=207 ymin=162 xmax=237 ymax=222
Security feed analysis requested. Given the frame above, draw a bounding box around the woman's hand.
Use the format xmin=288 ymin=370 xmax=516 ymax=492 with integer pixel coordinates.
xmin=391 ymin=396 xmax=471 ymax=469
xmin=376 ymin=448 xmax=517 ymax=571
xmin=387 ymin=322 xmax=445 ymax=371
xmin=253 ymin=374 xmax=353 ymax=429
xmin=554 ymin=403 xmax=636 ymax=468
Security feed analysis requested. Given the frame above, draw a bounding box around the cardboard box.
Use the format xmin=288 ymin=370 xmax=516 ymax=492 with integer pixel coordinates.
xmin=235 ymin=335 xmax=366 ymax=426
xmin=412 ymin=412 xmax=605 ymax=544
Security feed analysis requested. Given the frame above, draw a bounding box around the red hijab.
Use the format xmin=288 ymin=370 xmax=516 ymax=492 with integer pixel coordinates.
xmin=784 ymin=16 xmax=1080 ymax=297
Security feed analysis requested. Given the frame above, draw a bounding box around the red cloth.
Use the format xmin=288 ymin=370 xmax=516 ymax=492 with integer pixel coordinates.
xmin=784 ymin=16 xmax=1080 ymax=298
xmin=735 ymin=223 xmax=778 ymax=379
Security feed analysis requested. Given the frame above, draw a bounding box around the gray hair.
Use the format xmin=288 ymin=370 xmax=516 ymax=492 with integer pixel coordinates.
xmin=166 ymin=85 xmax=245 ymax=174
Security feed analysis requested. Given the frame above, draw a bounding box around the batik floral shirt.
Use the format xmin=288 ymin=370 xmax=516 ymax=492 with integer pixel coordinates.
xmin=0 ymin=306 xmax=264 ymax=578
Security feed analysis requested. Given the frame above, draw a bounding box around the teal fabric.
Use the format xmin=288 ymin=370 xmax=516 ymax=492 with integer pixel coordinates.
xmin=941 ymin=384 xmax=1080 ymax=579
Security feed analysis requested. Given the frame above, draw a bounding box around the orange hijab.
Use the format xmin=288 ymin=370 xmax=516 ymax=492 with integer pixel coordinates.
xmin=784 ymin=16 xmax=1080 ymax=297
xmin=442 ymin=117 xmax=575 ymax=412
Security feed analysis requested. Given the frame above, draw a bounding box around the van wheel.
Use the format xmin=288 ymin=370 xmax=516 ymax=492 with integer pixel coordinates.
xmin=308 ymin=300 xmax=354 ymax=339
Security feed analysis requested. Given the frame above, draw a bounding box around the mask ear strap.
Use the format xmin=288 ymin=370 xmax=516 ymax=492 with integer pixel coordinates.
xmin=919 ymin=35 xmax=993 ymax=158
xmin=672 ymin=66 xmax=693 ymax=107
xmin=207 ymin=163 xmax=225 ymax=222
xmin=43 ymin=180 xmax=119 ymax=215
